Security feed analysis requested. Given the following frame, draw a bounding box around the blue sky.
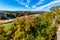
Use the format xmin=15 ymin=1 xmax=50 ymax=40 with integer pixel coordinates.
xmin=0 ymin=0 xmax=60 ymax=11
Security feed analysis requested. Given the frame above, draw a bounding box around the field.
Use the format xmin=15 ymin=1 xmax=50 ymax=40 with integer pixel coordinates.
xmin=2 ymin=22 xmax=14 ymax=28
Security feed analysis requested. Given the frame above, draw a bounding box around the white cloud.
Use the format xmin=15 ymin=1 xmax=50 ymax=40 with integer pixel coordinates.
xmin=14 ymin=0 xmax=30 ymax=8
xmin=36 ymin=0 xmax=44 ymax=5
xmin=26 ymin=0 xmax=31 ymax=8
xmin=27 ymin=0 xmax=30 ymax=4
xmin=19 ymin=2 xmax=26 ymax=5
xmin=25 ymin=5 xmax=29 ymax=8
xmin=14 ymin=0 xmax=60 ymax=11
xmin=32 ymin=5 xmax=36 ymax=8
xmin=15 ymin=0 xmax=26 ymax=5
xmin=32 ymin=0 xmax=60 ymax=11
xmin=32 ymin=0 xmax=44 ymax=8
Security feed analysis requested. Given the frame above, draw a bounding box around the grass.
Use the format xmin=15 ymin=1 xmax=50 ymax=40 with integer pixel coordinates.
xmin=2 ymin=22 xmax=14 ymax=28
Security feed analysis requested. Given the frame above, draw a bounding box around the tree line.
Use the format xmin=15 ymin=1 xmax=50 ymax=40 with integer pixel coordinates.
xmin=0 ymin=11 xmax=41 ymax=20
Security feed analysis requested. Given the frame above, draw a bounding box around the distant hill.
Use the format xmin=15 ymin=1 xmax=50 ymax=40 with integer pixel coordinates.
xmin=0 ymin=10 xmax=45 ymax=20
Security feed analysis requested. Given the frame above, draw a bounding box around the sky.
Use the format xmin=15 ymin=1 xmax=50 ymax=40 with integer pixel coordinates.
xmin=0 ymin=0 xmax=60 ymax=11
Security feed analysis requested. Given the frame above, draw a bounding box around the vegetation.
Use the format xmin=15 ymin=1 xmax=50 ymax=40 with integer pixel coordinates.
xmin=2 ymin=22 xmax=14 ymax=28
xmin=0 ymin=6 xmax=60 ymax=40
xmin=0 ymin=11 xmax=40 ymax=20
